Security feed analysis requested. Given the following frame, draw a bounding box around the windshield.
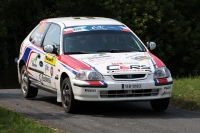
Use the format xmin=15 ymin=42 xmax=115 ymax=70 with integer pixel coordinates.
xmin=63 ymin=25 xmax=146 ymax=54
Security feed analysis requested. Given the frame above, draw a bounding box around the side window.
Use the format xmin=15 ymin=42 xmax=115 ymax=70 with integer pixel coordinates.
xmin=30 ymin=22 xmax=50 ymax=46
xmin=42 ymin=24 xmax=61 ymax=48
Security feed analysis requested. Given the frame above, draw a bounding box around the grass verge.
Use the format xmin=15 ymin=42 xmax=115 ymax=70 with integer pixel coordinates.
xmin=171 ymin=76 xmax=200 ymax=112
xmin=0 ymin=106 xmax=63 ymax=133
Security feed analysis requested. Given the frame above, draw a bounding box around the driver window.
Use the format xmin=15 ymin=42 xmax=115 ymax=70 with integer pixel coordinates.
xmin=42 ymin=24 xmax=61 ymax=48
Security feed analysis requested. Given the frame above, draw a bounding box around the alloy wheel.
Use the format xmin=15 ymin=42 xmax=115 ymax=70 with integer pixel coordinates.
xmin=21 ymin=69 xmax=28 ymax=94
xmin=62 ymin=83 xmax=71 ymax=108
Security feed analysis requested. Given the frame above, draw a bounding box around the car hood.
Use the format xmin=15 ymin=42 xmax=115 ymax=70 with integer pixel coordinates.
xmin=61 ymin=52 xmax=165 ymax=75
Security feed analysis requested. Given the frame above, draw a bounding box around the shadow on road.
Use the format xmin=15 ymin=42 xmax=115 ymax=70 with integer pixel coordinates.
xmin=31 ymin=95 xmax=200 ymax=119
xmin=1 ymin=89 xmax=200 ymax=120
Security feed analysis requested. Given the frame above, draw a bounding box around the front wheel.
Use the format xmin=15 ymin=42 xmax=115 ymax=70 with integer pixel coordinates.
xmin=150 ymin=98 xmax=170 ymax=111
xmin=20 ymin=65 xmax=38 ymax=98
xmin=61 ymin=77 xmax=77 ymax=113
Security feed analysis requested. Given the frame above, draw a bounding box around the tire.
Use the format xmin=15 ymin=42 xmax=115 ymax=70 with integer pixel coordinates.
xmin=150 ymin=98 xmax=170 ymax=111
xmin=20 ymin=65 xmax=38 ymax=98
xmin=61 ymin=77 xmax=77 ymax=113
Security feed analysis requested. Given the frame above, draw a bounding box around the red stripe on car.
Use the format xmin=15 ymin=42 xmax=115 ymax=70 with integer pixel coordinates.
xmin=63 ymin=30 xmax=73 ymax=34
xmin=58 ymin=54 xmax=92 ymax=71
xmin=26 ymin=51 xmax=36 ymax=67
xmin=147 ymin=52 xmax=165 ymax=68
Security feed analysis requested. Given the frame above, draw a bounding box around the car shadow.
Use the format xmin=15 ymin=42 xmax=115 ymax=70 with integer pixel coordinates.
xmin=32 ymin=95 xmax=200 ymax=119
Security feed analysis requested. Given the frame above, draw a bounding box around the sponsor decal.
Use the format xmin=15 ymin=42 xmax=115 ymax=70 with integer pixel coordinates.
xmin=107 ymin=65 xmax=151 ymax=73
xmin=39 ymin=61 xmax=43 ymax=67
xmin=45 ymin=64 xmax=49 ymax=73
xmin=164 ymin=86 xmax=171 ymax=89
xmin=63 ymin=25 xmax=131 ymax=34
xmin=93 ymin=60 xmax=121 ymax=65
xmin=91 ymin=26 xmax=107 ymax=30
xmin=111 ymin=62 xmax=138 ymax=65
xmin=126 ymin=54 xmax=151 ymax=61
xmin=31 ymin=56 xmax=38 ymax=67
xmin=43 ymin=76 xmax=51 ymax=83
xmin=50 ymin=67 xmax=53 ymax=76
xmin=85 ymin=89 xmax=96 ymax=92
xmin=112 ymin=62 xmax=123 ymax=65
xmin=80 ymin=53 xmax=113 ymax=61
xmin=126 ymin=54 xmax=141 ymax=58
xmin=133 ymin=56 xmax=151 ymax=61
xmin=44 ymin=54 xmax=56 ymax=66
xmin=73 ymin=27 xmax=83 ymax=31
xmin=39 ymin=74 xmax=51 ymax=83
xmin=22 ymin=46 xmax=45 ymax=65
xmin=107 ymin=65 xmax=150 ymax=70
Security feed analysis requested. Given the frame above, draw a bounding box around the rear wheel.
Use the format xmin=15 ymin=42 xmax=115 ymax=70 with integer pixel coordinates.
xmin=61 ymin=77 xmax=77 ymax=113
xmin=150 ymin=98 xmax=170 ymax=111
xmin=20 ymin=65 xmax=38 ymax=98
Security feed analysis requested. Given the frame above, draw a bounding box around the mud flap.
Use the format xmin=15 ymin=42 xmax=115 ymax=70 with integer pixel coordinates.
xmin=57 ymin=87 xmax=61 ymax=102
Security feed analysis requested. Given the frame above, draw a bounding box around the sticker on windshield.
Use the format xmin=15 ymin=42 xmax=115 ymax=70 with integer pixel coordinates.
xmin=63 ymin=25 xmax=131 ymax=34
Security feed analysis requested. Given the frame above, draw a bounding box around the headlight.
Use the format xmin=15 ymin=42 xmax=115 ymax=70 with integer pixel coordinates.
xmin=154 ymin=67 xmax=171 ymax=79
xmin=75 ymin=70 xmax=104 ymax=81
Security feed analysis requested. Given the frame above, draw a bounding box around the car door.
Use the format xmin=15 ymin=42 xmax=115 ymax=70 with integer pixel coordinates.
xmin=27 ymin=22 xmax=50 ymax=85
xmin=40 ymin=23 xmax=61 ymax=89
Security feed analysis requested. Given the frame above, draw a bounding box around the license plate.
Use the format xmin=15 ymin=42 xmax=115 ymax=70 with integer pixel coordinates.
xmin=122 ymin=84 xmax=142 ymax=89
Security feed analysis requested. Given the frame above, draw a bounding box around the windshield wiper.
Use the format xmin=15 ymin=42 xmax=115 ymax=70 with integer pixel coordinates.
xmin=97 ymin=49 xmax=132 ymax=53
xmin=64 ymin=51 xmax=89 ymax=54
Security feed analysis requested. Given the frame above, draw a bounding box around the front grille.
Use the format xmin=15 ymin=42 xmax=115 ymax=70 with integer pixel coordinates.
xmin=112 ymin=74 xmax=146 ymax=80
xmin=100 ymin=89 xmax=159 ymax=98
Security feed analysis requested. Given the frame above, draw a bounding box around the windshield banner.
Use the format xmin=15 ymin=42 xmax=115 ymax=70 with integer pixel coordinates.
xmin=63 ymin=25 xmax=130 ymax=34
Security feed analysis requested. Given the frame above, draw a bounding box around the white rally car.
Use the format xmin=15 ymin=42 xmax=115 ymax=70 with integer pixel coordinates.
xmin=17 ymin=17 xmax=173 ymax=113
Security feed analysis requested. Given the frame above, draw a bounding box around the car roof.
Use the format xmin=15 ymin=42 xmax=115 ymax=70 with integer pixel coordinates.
xmin=42 ymin=17 xmax=124 ymax=27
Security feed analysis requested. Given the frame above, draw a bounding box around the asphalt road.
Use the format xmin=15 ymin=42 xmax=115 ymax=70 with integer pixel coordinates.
xmin=0 ymin=89 xmax=200 ymax=133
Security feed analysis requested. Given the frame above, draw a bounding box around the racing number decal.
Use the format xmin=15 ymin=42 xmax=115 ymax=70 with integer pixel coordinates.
xmin=44 ymin=54 xmax=56 ymax=66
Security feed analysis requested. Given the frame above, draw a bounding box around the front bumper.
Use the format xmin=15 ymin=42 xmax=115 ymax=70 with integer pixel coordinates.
xmin=71 ymin=76 xmax=173 ymax=101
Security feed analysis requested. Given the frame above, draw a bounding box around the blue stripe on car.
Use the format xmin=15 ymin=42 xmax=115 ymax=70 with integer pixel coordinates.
xmin=61 ymin=64 xmax=77 ymax=75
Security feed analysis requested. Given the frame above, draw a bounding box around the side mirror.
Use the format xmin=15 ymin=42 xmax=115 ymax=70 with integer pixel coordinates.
xmin=146 ymin=42 xmax=156 ymax=50
xmin=43 ymin=45 xmax=58 ymax=54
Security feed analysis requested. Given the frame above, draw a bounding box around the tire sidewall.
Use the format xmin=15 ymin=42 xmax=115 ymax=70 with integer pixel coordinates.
xmin=61 ymin=78 xmax=75 ymax=113
xmin=20 ymin=65 xmax=30 ymax=97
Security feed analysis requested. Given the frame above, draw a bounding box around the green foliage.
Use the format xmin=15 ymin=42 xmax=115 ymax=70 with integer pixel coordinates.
xmin=0 ymin=0 xmax=200 ymax=88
